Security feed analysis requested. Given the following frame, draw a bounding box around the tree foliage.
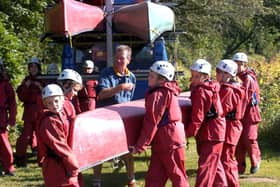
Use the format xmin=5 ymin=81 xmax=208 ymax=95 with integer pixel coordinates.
xmin=0 ymin=0 xmax=53 ymax=85
xmin=170 ymin=0 xmax=280 ymax=65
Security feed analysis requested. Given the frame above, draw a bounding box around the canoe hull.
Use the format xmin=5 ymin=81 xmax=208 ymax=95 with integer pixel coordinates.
xmin=72 ymin=92 xmax=191 ymax=171
xmin=45 ymin=0 xmax=105 ymax=37
xmin=72 ymin=109 xmax=128 ymax=171
xmin=113 ymin=1 xmax=175 ymax=42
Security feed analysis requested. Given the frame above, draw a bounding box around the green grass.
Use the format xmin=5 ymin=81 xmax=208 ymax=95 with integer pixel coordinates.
xmin=1 ymin=138 xmax=280 ymax=187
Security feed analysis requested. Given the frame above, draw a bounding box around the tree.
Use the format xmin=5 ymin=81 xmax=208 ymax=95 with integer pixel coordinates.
xmin=165 ymin=0 xmax=280 ymax=65
xmin=0 ymin=0 xmax=54 ymax=85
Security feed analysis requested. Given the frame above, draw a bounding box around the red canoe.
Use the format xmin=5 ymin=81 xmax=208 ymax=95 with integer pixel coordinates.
xmin=45 ymin=0 xmax=105 ymax=37
xmin=71 ymin=92 xmax=191 ymax=171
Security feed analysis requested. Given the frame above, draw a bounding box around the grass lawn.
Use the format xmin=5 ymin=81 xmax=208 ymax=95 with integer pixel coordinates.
xmin=0 ymin=138 xmax=279 ymax=187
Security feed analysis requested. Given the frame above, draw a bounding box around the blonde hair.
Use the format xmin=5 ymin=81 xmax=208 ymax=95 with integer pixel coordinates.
xmin=43 ymin=95 xmax=64 ymax=108
xmin=116 ymin=45 xmax=132 ymax=60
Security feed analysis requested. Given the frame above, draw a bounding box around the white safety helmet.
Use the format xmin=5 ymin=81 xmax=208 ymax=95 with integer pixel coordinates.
xmin=47 ymin=63 xmax=59 ymax=75
xmin=58 ymin=69 xmax=82 ymax=85
xmin=29 ymin=57 xmax=40 ymax=64
xmin=83 ymin=60 xmax=94 ymax=69
xmin=42 ymin=84 xmax=63 ymax=99
xmin=150 ymin=61 xmax=175 ymax=81
xmin=190 ymin=59 xmax=212 ymax=75
xmin=232 ymin=52 xmax=248 ymax=63
xmin=216 ymin=59 xmax=238 ymax=76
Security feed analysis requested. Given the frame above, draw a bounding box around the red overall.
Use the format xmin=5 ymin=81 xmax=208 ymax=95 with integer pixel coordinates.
xmin=0 ymin=79 xmax=16 ymax=173
xmin=64 ymin=97 xmax=84 ymax=186
xmin=219 ymin=83 xmax=245 ymax=187
xmin=16 ymin=76 xmax=44 ymax=165
xmin=38 ymin=109 xmax=79 ymax=187
xmin=186 ymin=80 xmax=227 ymax=187
xmin=73 ymin=80 xmax=98 ymax=114
xmin=135 ymin=81 xmax=189 ymax=187
xmin=236 ymin=69 xmax=261 ymax=173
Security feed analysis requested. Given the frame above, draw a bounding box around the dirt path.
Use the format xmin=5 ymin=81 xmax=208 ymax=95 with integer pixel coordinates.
xmin=239 ymin=176 xmax=279 ymax=183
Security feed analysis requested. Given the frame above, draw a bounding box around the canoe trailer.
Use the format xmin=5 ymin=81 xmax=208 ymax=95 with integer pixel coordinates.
xmin=41 ymin=0 xmax=185 ymax=99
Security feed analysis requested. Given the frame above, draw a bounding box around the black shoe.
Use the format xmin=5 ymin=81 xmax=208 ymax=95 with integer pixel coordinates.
xmin=238 ymin=162 xmax=246 ymax=175
xmin=14 ymin=155 xmax=27 ymax=168
xmin=4 ymin=171 xmax=15 ymax=176
xmin=32 ymin=150 xmax=38 ymax=156
xmin=250 ymin=162 xmax=261 ymax=174
xmin=0 ymin=171 xmax=15 ymax=177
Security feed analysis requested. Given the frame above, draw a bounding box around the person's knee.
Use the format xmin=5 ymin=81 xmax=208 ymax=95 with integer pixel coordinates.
xmin=247 ymin=139 xmax=258 ymax=147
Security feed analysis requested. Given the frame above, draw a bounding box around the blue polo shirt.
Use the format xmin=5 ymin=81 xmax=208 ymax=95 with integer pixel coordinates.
xmin=96 ymin=67 xmax=136 ymax=107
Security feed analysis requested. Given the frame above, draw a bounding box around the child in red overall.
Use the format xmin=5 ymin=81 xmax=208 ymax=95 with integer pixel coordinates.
xmin=58 ymin=69 xmax=84 ymax=186
xmin=58 ymin=69 xmax=83 ymax=123
xmin=38 ymin=84 xmax=79 ymax=187
xmin=0 ymin=60 xmax=17 ymax=176
xmin=186 ymin=59 xmax=227 ymax=187
xmin=130 ymin=61 xmax=189 ymax=187
xmin=233 ymin=52 xmax=262 ymax=174
xmin=73 ymin=60 xmax=98 ymax=114
xmin=216 ymin=59 xmax=245 ymax=187
xmin=15 ymin=57 xmax=44 ymax=167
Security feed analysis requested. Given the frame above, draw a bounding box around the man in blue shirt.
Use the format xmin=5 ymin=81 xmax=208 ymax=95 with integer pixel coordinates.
xmin=97 ymin=45 xmax=136 ymax=106
xmin=93 ymin=45 xmax=137 ymax=187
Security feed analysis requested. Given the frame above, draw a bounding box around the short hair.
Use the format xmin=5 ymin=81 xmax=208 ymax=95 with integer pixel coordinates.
xmin=115 ymin=45 xmax=132 ymax=60
xmin=28 ymin=62 xmax=42 ymax=75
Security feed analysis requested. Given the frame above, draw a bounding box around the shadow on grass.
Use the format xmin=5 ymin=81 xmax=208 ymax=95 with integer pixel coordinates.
xmin=186 ymin=169 xmax=197 ymax=177
xmin=83 ymin=171 xmax=147 ymax=187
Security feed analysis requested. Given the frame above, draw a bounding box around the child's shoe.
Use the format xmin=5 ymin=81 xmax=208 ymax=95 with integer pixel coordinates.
xmin=250 ymin=161 xmax=261 ymax=174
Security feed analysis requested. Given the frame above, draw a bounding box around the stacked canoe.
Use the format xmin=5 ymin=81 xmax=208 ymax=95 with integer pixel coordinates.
xmin=44 ymin=0 xmax=175 ymax=42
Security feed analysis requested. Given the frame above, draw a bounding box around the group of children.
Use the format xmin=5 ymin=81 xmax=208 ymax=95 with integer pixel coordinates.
xmin=129 ymin=52 xmax=261 ymax=187
xmin=0 ymin=51 xmax=261 ymax=187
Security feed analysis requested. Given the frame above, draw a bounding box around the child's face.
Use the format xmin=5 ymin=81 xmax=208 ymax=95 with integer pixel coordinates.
xmin=190 ymin=70 xmax=207 ymax=87
xmin=28 ymin=63 xmax=39 ymax=76
xmin=43 ymin=96 xmax=64 ymax=113
xmin=63 ymin=83 xmax=81 ymax=100
xmin=235 ymin=61 xmax=246 ymax=74
xmin=148 ymin=71 xmax=163 ymax=87
xmin=83 ymin=67 xmax=93 ymax=74
xmin=216 ymin=69 xmax=232 ymax=83
xmin=216 ymin=69 xmax=223 ymax=82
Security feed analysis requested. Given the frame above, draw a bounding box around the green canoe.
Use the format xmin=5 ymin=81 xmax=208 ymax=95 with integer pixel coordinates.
xmin=113 ymin=1 xmax=175 ymax=42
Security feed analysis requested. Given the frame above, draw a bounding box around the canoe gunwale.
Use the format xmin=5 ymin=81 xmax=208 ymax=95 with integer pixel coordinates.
xmin=78 ymin=151 xmax=129 ymax=172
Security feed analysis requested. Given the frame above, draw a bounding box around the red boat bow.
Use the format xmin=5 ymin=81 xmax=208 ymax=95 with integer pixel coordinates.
xmin=45 ymin=0 xmax=105 ymax=37
xmin=71 ymin=92 xmax=191 ymax=171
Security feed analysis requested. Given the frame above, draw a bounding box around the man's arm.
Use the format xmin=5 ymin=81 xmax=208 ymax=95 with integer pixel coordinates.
xmin=98 ymin=83 xmax=134 ymax=100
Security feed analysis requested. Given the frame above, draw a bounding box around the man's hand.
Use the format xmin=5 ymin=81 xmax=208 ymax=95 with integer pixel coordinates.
xmin=98 ymin=83 xmax=135 ymax=100
xmin=119 ymin=83 xmax=135 ymax=91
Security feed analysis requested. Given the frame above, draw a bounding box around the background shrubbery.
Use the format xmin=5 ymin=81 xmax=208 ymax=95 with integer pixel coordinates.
xmin=250 ymin=54 xmax=280 ymax=152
